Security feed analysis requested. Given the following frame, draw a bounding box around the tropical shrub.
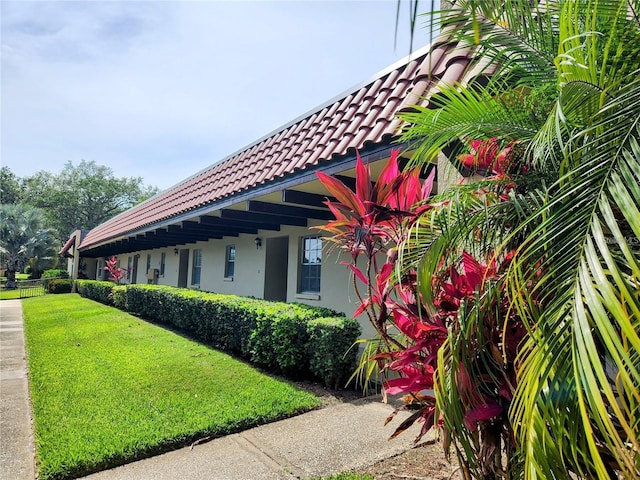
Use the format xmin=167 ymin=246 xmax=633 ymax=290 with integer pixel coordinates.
xmin=0 ymin=205 xmax=57 ymax=288
xmin=104 ymin=256 xmax=127 ymax=284
xmin=317 ymin=146 xmax=533 ymax=477
xmin=333 ymin=1 xmax=640 ymax=478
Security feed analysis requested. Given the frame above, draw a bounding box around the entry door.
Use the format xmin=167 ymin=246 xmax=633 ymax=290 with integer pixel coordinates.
xmin=131 ymin=255 xmax=139 ymax=284
xmin=263 ymin=236 xmax=289 ymax=302
xmin=177 ymin=249 xmax=189 ymax=288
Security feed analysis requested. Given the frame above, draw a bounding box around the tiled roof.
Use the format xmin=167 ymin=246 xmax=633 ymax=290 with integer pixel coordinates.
xmin=80 ymin=35 xmax=490 ymax=251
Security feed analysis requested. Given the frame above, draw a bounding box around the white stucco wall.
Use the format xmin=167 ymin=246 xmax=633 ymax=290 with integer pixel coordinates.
xmin=90 ymin=157 xmax=456 ymax=339
xmin=97 ymin=224 xmax=366 ymax=327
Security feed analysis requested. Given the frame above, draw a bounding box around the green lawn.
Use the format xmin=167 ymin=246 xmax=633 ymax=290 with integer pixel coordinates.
xmin=22 ymin=294 xmax=320 ymax=480
xmin=0 ymin=288 xmax=21 ymax=300
xmin=1 ymin=273 xmax=40 ymax=300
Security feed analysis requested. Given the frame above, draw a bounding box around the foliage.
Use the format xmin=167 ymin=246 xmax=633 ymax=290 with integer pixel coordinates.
xmin=0 ymin=204 xmax=57 ymax=288
xmin=22 ymin=294 xmax=319 ymax=480
xmin=27 ymin=248 xmax=59 ymax=280
xmin=41 ymin=269 xmax=69 ymax=292
xmin=111 ymin=285 xmax=127 ymax=310
xmin=104 ymin=256 xmax=127 ymax=283
xmin=76 ymin=282 xmax=354 ymax=383
xmin=75 ymin=279 xmax=116 ymax=305
xmin=19 ymin=160 xmax=158 ymax=242
xmin=392 ymin=1 xmax=640 ymax=478
xmin=0 ymin=166 xmax=25 ymax=204
xmin=307 ymin=317 xmax=361 ymax=389
xmin=47 ymin=279 xmax=72 ymax=294
xmin=250 ymin=312 xmax=311 ymax=375
xmin=42 ymin=269 xmax=69 ymax=279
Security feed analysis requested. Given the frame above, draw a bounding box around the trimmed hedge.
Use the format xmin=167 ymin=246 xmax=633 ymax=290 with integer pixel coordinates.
xmin=47 ymin=278 xmax=73 ymax=294
xmin=42 ymin=269 xmax=69 ymax=290
xmin=76 ymin=280 xmax=116 ymax=305
xmin=308 ymin=317 xmax=361 ymax=389
xmin=111 ymin=285 xmax=127 ymax=310
xmin=75 ymin=281 xmax=360 ymax=384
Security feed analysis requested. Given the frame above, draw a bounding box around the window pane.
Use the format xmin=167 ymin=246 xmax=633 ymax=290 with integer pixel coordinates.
xmin=300 ymin=236 xmax=321 ymax=293
xmin=191 ymin=249 xmax=202 ymax=285
xmin=225 ymin=245 xmax=235 ymax=278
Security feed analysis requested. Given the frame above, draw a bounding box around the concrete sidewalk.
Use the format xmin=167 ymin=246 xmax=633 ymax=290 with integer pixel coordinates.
xmin=0 ymin=298 xmax=427 ymax=480
xmin=82 ymin=396 xmax=428 ymax=480
xmin=82 ymin=395 xmax=427 ymax=480
xmin=0 ymin=300 xmax=36 ymax=480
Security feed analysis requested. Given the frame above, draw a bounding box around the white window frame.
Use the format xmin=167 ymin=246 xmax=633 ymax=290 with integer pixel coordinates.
xmin=298 ymin=236 xmax=322 ymax=294
xmin=191 ymin=249 xmax=202 ymax=285
xmin=224 ymin=245 xmax=235 ymax=280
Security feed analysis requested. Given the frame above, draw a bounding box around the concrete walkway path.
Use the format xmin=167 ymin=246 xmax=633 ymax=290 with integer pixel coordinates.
xmin=0 ymin=300 xmax=36 ymax=480
xmin=82 ymin=397 xmax=428 ymax=480
xmin=0 ymin=298 xmax=429 ymax=480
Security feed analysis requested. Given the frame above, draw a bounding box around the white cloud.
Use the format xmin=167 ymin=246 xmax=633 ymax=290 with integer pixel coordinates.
xmin=1 ymin=0 xmax=433 ymax=190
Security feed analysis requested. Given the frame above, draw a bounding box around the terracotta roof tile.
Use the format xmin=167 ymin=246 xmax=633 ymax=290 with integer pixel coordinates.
xmin=80 ymin=36 xmax=485 ymax=251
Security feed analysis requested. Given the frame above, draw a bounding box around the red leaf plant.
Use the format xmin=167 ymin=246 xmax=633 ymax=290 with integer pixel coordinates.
xmin=104 ymin=256 xmax=127 ymax=284
xmin=458 ymin=138 xmax=516 ymax=177
xmin=317 ymin=147 xmax=529 ymax=478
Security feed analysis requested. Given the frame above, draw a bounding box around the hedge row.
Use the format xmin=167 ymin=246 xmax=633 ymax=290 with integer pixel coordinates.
xmin=47 ymin=278 xmax=72 ymax=294
xmin=74 ymin=281 xmax=360 ymax=388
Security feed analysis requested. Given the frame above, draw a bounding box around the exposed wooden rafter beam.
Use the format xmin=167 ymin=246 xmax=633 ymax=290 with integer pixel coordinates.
xmin=220 ymin=208 xmax=307 ymax=227
xmin=281 ymin=190 xmax=334 ymax=209
xmin=199 ymin=215 xmax=280 ymax=232
xmin=247 ymin=200 xmax=333 ymax=220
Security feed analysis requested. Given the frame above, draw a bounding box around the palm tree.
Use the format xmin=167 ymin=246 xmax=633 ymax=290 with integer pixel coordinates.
xmin=397 ymin=1 xmax=640 ymax=478
xmin=0 ymin=205 xmax=57 ymax=288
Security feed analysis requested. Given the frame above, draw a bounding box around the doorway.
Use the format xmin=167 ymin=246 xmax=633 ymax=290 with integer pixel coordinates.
xmin=131 ymin=255 xmax=139 ymax=284
xmin=263 ymin=236 xmax=289 ymax=302
xmin=177 ymin=249 xmax=189 ymax=288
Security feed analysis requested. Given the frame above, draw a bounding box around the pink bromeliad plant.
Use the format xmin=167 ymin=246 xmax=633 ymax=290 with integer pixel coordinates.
xmin=317 ymin=146 xmax=529 ymax=479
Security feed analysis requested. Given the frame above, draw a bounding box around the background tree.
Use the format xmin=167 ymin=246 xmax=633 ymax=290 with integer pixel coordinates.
xmin=22 ymin=160 xmax=159 ymax=242
xmin=0 ymin=166 xmax=25 ymax=204
xmin=0 ymin=205 xmax=57 ymax=288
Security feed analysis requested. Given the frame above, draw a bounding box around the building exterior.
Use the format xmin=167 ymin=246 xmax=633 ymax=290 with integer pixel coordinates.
xmin=62 ymin=37 xmax=488 ymax=335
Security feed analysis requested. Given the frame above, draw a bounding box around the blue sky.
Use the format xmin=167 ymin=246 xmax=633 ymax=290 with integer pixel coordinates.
xmin=2 ymin=1 xmax=434 ymax=190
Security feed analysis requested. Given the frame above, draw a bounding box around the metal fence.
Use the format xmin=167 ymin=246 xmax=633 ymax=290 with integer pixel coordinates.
xmin=18 ymin=279 xmax=46 ymax=299
xmin=15 ymin=276 xmax=69 ymax=299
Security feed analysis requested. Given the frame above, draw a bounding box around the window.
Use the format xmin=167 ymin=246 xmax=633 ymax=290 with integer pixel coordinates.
xmin=146 ymin=254 xmax=151 ymax=274
xmin=191 ymin=249 xmax=202 ymax=285
xmin=224 ymin=245 xmax=235 ymax=278
xmin=160 ymin=252 xmax=166 ymax=276
xmin=127 ymin=256 xmax=132 ymax=280
xmin=97 ymin=259 xmax=103 ymax=280
xmin=299 ymin=236 xmax=322 ymax=293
